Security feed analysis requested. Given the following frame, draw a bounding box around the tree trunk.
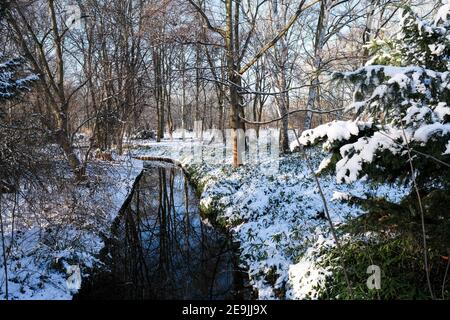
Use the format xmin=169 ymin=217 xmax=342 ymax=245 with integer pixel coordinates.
xmin=154 ymin=48 xmax=165 ymax=142
xmin=226 ymin=0 xmax=244 ymax=167
xmin=56 ymin=127 xmax=85 ymax=181
xmin=273 ymin=0 xmax=290 ymax=154
xmin=304 ymin=0 xmax=328 ymax=131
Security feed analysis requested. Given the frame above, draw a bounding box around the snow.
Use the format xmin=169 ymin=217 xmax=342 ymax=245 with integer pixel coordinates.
xmin=131 ymin=137 xmax=408 ymax=299
xmin=387 ymin=73 xmax=410 ymax=89
xmin=295 ymin=121 xmax=409 ymax=184
xmin=435 ymin=2 xmax=450 ymax=26
xmin=298 ymin=119 xmax=419 ymax=184
xmin=65 ymin=265 xmax=82 ymax=293
xmin=349 ymin=101 xmax=367 ymax=113
xmin=403 ymin=104 xmax=432 ymax=124
xmin=0 ymin=57 xmax=38 ymax=99
xmin=434 ymin=103 xmax=450 ymax=121
xmin=341 ymin=65 xmax=441 ymax=81
xmin=444 ymin=141 xmax=450 ymax=155
xmin=316 ymin=155 xmax=332 ymax=174
xmin=336 ymin=129 xmax=402 ymax=183
xmin=305 ymin=39 xmax=450 ymax=183
xmin=0 ymin=132 xmax=410 ymax=300
xmin=0 ymin=154 xmax=143 ymax=300
xmin=286 ymin=234 xmax=334 ymax=299
xmin=429 ymin=43 xmax=446 ymax=56
xmin=292 ymin=120 xmax=371 ymax=148
xmin=413 ymin=123 xmax=450 ymax=142
xmin=331 ymin=191 xmax=351 ymax=202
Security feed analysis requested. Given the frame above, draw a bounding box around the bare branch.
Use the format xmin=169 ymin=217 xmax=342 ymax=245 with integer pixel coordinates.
xmin=239 ymin=0 xmax=322 ymax=75
xmin=187 ymin=0 xmax=226 ymax=37
xmin=240 ymin=107 xmax=344 ymax=125
xmin=291 ymin=128 xmax=354 ymax=298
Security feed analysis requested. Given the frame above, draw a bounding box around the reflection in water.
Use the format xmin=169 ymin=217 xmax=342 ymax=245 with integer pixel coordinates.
xmin=75 ymin=162 xmax=246 ymax=300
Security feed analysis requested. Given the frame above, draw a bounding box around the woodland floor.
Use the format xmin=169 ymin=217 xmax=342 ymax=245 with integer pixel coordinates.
xmin=0 ymin=134 xmax=409 ymax=299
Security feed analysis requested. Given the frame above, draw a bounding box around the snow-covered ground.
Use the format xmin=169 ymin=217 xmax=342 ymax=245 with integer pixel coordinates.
xmin=0 ymin=155 xmax=143 ymax=300
xmin=0 ymin=131 xmax=409 ymax=300
xmin=129 ymin=132 xmax=409 ymax=299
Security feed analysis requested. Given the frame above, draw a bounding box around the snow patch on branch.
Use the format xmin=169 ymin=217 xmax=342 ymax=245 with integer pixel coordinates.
xmin=331 ymin=191 xmax=351 ymax=202
xmin=335 ymin=129 xmax=402 ymax=183
xmin=444 ymin=141 xmax=450 ymax=155
xmin=435 ymin=2 xmax=450 ymax=26
xmin=315 ymin=155 xmax=332 ymax=174
xmin=296 ymin=121 xmax=372 ymax=147
xmin=414 ymin=123 xmax=450 ymax=142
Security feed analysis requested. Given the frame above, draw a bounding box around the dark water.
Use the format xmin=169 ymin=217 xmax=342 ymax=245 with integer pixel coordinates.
xmin=74 ymin=162 xmax=249 ymax=300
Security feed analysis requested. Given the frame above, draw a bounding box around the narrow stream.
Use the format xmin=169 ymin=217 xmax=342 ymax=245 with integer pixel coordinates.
xmin=75 ymin=161 xmax=250 ymax=300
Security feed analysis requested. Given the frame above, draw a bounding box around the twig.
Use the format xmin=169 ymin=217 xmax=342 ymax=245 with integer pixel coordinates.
xmin=442 ymin=253 xmax=450 ymax=299
xmin=186 ymin=0 xmax=225 ymax=36
xmin=239 ymin=0 xmax=321 ymax=75
xmin=241 ymin=107 xmax=344 ymax=125
xmin=376 ymin=130 xmax=450 ymax=169
xmin=400 ymin=124 xmax=434 ymax=299
xmin=291 ymin=128 xmax=353 ymax=298
xmin=0 ymin=197 xmax=9 ymax=300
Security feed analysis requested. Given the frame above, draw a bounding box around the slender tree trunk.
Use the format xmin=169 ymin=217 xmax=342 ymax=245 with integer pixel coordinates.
xmin=273 ymin=0 xmax=290 ymax=153
xmin=0 ymin=198 xmax=9 ymax=300
xmin=304 ymin=0 xmax=328 ymax=131
xmin=226 ymin=0 xmax=244 ymax=167
xmin=362 ymin=0 xmax=377 ymax=62
xmin=181 ymin=54 xmax=186 ymax=141
xmin=165 ymin=54 xmax=174 ymax=140
xmin=154 ymin=48 xmax=164 ymax=141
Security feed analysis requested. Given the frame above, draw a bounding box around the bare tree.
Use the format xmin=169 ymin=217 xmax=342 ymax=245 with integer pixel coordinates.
xmin=5 ymin=0 xmax=87 ymax=180
xmin=188 ymin=0 xmax=321 ymax=166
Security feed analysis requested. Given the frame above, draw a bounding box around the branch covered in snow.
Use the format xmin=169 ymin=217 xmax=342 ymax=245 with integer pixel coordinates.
xmin=0 ymin=56 xmax=38 ymax=101
xmin=298 ymin=4 xmax=450 ymax=186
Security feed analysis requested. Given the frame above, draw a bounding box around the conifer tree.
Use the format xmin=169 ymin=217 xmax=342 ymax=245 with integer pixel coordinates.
xmin=297 ymin=4 xmax=450 ymax=189
xmin=0 ymin=57 xmax=37 ymax=102
xmin=297 ymin=4 xmax=450 ymax=299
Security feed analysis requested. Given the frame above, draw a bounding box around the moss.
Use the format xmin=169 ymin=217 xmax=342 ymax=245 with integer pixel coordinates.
xmin=185 ymin=165 xmax=206 ymax=198
xmin=199 ymin=198 xmax=229 ymax=232
xmin=185 ymin=163 xmax=245 ymax=231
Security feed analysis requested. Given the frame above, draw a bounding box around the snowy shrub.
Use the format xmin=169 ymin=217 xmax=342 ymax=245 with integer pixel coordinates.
xmin=0 ymin=56 xmax=39 ymax=192
xmin=297 ymin=4 xmax=450 ymax=188
xmin=0 ymin=56 xmax=37 ymax=101
xmin=296 ymin=4 xmax=450 ymax=299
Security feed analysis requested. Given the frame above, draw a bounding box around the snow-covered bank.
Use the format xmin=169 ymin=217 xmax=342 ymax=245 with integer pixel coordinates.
xmin=130 ymin=138 xmax=408 ymax=299
xmin=0 ymin=156 xmax=143 ymax=300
